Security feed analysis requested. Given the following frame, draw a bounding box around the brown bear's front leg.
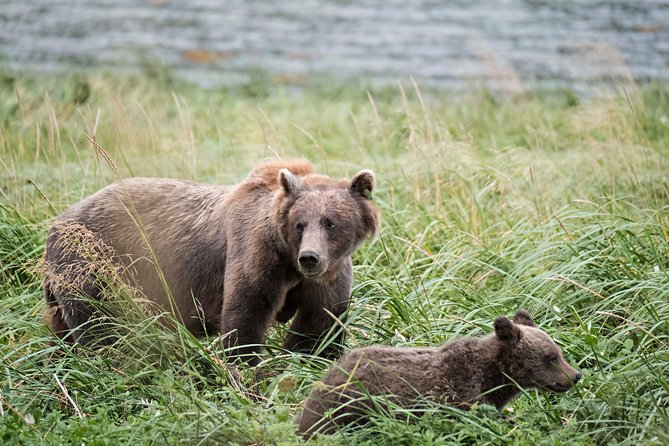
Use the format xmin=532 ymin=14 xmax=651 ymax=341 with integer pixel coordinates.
xmin=219 ymin=271 xmax=285 ymax=365
xmin=283 ymin=261 xmax=352 ymax=358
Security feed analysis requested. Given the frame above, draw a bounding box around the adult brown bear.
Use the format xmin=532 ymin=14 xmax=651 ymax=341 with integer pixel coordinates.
xmin=42 ymin=159 xmax=380 ymax=363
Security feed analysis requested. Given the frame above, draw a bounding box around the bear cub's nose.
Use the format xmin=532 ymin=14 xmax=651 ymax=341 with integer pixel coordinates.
xmin=574 ymin=371 xmax=583 ymax=382
xmin=299 ymin=251 xmax=320 ymax=269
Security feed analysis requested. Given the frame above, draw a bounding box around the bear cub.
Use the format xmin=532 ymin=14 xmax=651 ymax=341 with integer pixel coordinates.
xmin=298 ymin=310 xmax=581 ymax=436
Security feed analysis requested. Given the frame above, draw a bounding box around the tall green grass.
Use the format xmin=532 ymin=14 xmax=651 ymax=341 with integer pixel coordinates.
xmin=1 ymin=70 xmax=668 ymax=444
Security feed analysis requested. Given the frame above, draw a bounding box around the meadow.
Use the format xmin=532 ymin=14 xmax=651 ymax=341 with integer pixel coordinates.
xmin=1 ymin=69 xmax=668 ymax=445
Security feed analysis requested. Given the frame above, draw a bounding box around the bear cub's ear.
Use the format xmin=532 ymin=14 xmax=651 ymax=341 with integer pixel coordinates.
xmin=494 ymin=316 xmax=522 ymax=344
xmin=350 ymin=170 xmax=375 ymax=199
xmin=512 ymin=309 xmax=535 ymax=327
xmin=279 ymin=169 xmax=303 ymax=196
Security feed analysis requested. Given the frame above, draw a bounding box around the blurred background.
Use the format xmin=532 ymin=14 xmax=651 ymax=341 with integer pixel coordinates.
xmin=1 ymin=0 xmax=667 ymax=92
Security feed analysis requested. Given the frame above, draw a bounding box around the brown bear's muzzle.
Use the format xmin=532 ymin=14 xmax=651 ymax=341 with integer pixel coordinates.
xmin=547 ymin=361 xmax=582 ymax=392
xmin=298 ymin=250 xmax=326 ymax=277
xmin=299 ymin=250 xmax=320 ymax=269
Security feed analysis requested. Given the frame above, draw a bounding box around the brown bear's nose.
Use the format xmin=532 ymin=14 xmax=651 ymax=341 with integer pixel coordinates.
xmin=574 ymin=371 xmax=583 ymax=382
xmin=299 ymin=251 xmax=320 ymax=269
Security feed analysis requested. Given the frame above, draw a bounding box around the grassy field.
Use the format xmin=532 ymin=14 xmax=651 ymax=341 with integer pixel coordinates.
xmin=1 ymin=70 xmax=668 ymax=445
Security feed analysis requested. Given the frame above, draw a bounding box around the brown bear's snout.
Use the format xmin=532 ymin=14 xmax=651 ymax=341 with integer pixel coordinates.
xmin=298 ymin=250 xmax=321 ymax=274
xmin=299 ymin=250 xmax=320 ymax=267
xmin=562 ymin=370 xmax=582 ymax=388
xmin=562 ymin=360 xmax=582 ymax=384
xmin=549 ymin=362 xmax=582 ymax=392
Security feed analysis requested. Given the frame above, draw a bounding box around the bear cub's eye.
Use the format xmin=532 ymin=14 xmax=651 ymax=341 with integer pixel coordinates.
xmin=546 ymin=354 xmax=559 ymax=363
xmin=296 ymin=223 xmax=305 ymax=231
xmin=324 ymin=219 xmax=335 ymax=229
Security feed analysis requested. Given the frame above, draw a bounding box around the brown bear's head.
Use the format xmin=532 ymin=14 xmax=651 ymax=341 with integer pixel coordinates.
xmin=494 ymin=310 xmax=582 ymax=393
xmin=275 ymin=168 xmax=380 ymax=278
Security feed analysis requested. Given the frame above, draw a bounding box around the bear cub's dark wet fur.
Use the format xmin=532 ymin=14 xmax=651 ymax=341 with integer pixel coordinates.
xmin=298 ymin=310 xmax=582 ymax=436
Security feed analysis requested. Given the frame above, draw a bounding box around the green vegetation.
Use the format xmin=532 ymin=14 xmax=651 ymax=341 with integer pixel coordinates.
xmin=1 ymin=70 xmax=668 ymax=445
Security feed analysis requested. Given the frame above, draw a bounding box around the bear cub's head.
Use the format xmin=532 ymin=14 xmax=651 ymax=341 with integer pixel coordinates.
xmin=276 ymin=168 xmax=380 ymax=279
xmin=494 ymin=310 xmax=582 ymax=393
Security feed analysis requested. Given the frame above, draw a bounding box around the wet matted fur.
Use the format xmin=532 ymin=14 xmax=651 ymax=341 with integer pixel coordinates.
xmin=297 ymin=310 xmax=582 ymax=437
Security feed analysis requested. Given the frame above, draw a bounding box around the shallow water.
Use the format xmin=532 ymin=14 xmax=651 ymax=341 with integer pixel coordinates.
xmin=1 ymin=0 xmax=667 ymax=90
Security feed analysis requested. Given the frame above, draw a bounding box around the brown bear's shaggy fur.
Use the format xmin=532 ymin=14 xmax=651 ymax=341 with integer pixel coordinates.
xmin=297 ymin=310 xmax=581 ymax=436
xmin=42 ymin=159 xmax=380 ymax=363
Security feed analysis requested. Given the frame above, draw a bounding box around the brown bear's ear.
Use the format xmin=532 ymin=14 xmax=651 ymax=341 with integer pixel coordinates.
xmin=512 ymin=310 xmax=535 ymax=327
xmin=494 ymin=316 xmax=521 ymax=344
xmin=279 ymin=168 xmax=302 ymax=196
xmin=350 ymin=169 xmax=375 ymax=199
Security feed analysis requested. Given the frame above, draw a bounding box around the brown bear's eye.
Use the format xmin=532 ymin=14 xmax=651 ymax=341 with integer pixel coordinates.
xmin=546 ymin=354 xmax=558 ymax=363
xmin=296 ymin=223 xmax=305 ymax=232
xmin=324 ymin=219 xmax=335 ymax=229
